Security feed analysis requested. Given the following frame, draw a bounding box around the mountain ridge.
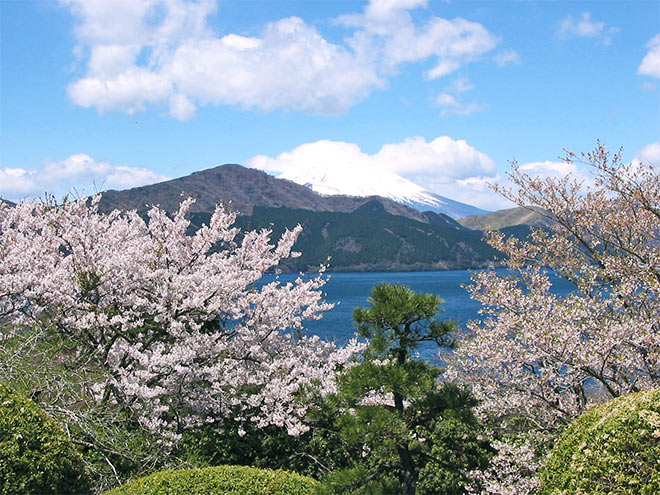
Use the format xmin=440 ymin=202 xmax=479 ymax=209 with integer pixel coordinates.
xmin=2 ymin=165 xmax=552 ymax=272
xmin=194 ymin=205 xmax=499 ymax=272
xmin=96 ymin=163 xmax=503 ymax=272
xmin=98 ymin=164 xmax=433 ymax=224
xmin=458 ymin=206 xmax=552 ymax=231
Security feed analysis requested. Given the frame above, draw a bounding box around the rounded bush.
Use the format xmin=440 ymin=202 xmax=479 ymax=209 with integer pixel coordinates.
xmin=105 ymin=465 xmax=319 ymax=495
xmin=540 ymin=388 xmax=660 ymax=495
xmin=0 ymin=382 xmax=91 ymax=495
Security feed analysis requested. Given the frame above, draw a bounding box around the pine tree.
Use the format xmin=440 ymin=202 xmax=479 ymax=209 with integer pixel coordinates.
xmin=324 ymin=283 xmax=492 ymax=495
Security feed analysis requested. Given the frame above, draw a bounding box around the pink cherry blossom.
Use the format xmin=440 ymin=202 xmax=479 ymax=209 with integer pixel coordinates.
xmin=0 ymin=195 xmax=363 ymax=441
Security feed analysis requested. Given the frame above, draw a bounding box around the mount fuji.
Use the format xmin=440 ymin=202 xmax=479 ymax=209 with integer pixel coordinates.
xmin=277 ymin=165 xmax=489 ymax=220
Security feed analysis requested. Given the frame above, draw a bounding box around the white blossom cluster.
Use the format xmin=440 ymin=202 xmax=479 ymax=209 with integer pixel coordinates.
xmin=0 ymin=196 xmax=363 ymax=441
xmin=449 ymin=148 xmax=660 ymax=430
xmin=466 ymin=440 xmax=541 ymax=495
xmin=448 ymin=146 xmax=660 ymax=490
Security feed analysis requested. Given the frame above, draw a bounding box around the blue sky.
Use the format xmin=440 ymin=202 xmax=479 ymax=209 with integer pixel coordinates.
xmin=1 ymin=0 xmax=659 ymax=209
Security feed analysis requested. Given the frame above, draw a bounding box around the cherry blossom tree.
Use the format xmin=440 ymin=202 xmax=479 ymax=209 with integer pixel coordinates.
xmin=0 ymin=195 xmax=362 ymax=446
xmin=449 ymin=144 xmax=660 ymax=492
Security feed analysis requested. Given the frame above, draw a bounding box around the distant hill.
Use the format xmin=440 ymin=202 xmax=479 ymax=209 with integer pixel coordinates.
xmin=190 ymin=205 xmax=498 ymax=272
xmin=458 ymin=206 xmax=552 ymax=231
xmin=99 ymin=164 xmax=429 ymax=224
xmin=92 ymin=163 xmax=519 ymax=272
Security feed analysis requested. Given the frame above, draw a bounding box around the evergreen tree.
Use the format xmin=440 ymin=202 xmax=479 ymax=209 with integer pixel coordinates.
xmin=324 ymin=283 xmax=492 ymax=495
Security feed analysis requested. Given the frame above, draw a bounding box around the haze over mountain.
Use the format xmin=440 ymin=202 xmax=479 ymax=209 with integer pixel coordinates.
xmin=277 ymin=164 xmax=488 ymax=220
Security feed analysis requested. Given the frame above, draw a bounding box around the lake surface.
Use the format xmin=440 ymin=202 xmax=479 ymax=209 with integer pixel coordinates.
xmin=265 ymin=269 xmax=574 ymax=362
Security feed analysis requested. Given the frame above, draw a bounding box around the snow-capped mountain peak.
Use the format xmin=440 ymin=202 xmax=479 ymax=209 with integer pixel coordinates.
xmin=277 ymin=164 xmax=488 ymax=219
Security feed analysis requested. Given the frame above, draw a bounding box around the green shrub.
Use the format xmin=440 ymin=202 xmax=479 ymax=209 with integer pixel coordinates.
xmin=105 ymin=465 xmax=319 ymax=495
xmin=177 ymin=402 xmax=355 ymax=480
xmin=539 ymin=387 xmax=660 ymax=495
xmin=0 ymin=382 xmax=91 ymax=495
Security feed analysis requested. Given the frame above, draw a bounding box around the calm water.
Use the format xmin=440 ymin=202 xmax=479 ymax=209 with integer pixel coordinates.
xmin=265 ymin=269 xmax=574 ymax=361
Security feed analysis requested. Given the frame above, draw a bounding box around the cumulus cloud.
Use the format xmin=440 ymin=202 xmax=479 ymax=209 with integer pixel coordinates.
xmin=518 ymin=160 xmax=580 ymax=179
xmin=376 ymin=136 xmax=496 ymax=178
xmin=508 ymin=158 xmax=603 ymax=197
xmin=340 ymin=0 xmax=498 ymax=79
xmin=638 ymin=34 xmax=660 ymax=78
xmin=636 ymin=141 xmax=660 ymax=165
xmin=250 ymin=137 xmax=495 ymax=178
xmin=63 ymin=0 xmax=499 ymax=119
xmin=248 ymin=139 xmax=624 ymax=211
xmin=0 ymin=154 xmax=169 ymax=201
xmin=247 ymin=136 xmax=506 ymax=209
xmin=452 ymin=175 xmax=513 ymax=211
xmin=557 ymin=12 xmax=619 ymax=45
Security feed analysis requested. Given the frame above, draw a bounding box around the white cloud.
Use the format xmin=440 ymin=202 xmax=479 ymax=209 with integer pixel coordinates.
xmin=557 ymin=12 xmax=619 ymax=45
xmin=0 ymin=168 xmax=41 ymax=198
xmin=435 ymin=77 xmax=482 ymax=115
xmin=435 ymin=92 xmax=482 ymax=115
xmin=494 ymin=49 xmax=521 ymax=67
xmin=69 ymin=67 xmax=172 ymax=114
xmin=249 ymin=136 xmax=495 ymax=179
xmin=0 ymin=154 xmax=170 ymax=201
xmin=247 ymin=136 xmax=502 ymax=208
xmin=636 ymin=141 xmax=660 ymax=165
xmin=63 ymin=0 xmax=499 ymax=118
xmin=638 ymin=34 xmax=660 ymax=78
xmin=518 ymin=160 xmax=579 ymax=178
xmin=249 ymin=139 xmax=632 ymax=211
xmin=364 ymin=0 xmax=429 ymax=19
xmin=166 ymin=17 xmax=382 ymax=114
xmin=514 ymin=159 xmax=600 ymax=194
xmin=104 ymin=165 xmax=169 ymax=190
xmin=450 ymin=175 xmax=513 ymax=211
xmin=341 ymin=2 xmax=498 ymax=79
xmin=375 ymin=136 xmax=496 ymax=178
xmin=169 ymin=93 xmax=196 ymax=121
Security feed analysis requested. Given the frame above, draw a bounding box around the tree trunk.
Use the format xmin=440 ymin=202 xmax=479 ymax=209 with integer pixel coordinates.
xmin=397 ymin=445 xmax=417 ymax=495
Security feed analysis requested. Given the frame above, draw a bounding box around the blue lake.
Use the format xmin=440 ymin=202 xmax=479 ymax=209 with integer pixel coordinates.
xmin=265 ymin=269 xmax=574 ymax=362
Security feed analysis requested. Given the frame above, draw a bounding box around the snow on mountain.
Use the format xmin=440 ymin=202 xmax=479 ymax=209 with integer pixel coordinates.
xmin=277 ymin=164 xmax=488 ymax=220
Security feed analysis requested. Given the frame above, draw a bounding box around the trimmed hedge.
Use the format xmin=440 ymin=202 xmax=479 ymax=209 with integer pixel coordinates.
xmin=105 ymin=465 xmax=319 ymax=495
xmin=0 ymin=382 xmax=91 ymax=495
xmin=540 ymin=387 xmax=660 ymax=495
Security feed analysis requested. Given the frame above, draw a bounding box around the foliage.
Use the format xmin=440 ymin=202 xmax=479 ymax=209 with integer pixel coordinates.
xmin=0 ymin=381 xmax=91 ymax=495
xmin=0 ymin=325 xmax=170 ymax=494
xmin=104 ymin=465 xmax=318 ymax=495
xmin=323 ymin=283 xmax=492 ymax=495
xmin=539 ymin=387 xmax=660 ymax=495
xmin=176 ymin=399 xmax=356 ymax=480
xmin=448 ymin=144 xmax=660 ymax=492
xmin=0 ymin=196 xmax=362 ymax=490
xmin=229 ymin=205 xmax=497 ymax=272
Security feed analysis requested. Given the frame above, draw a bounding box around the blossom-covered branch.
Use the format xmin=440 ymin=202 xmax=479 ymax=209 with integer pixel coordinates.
xmin=0 ymin=196 xmax=362 ymax=441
